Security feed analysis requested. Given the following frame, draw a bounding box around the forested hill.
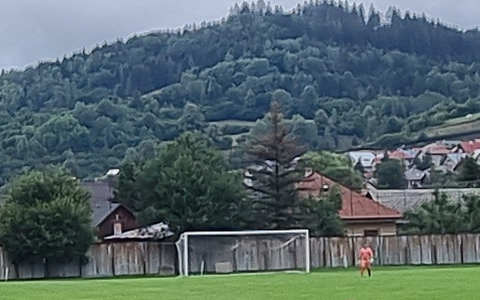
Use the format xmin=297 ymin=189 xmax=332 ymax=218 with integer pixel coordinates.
xmin=1 ymin=1 xmax=480 ymax=184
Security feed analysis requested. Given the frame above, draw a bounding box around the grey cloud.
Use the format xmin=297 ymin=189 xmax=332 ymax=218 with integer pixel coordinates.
xmin=0 ymin=0 xmax=478 ymax=70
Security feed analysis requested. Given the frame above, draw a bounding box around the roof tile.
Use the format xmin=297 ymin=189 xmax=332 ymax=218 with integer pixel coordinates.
xmin=459 ymin=141 xmax=480 ymax=153
xmin=297 ymin=172 xmax=402 ymax=220
xmin=81 ymin=181 xmax=118 ymax=226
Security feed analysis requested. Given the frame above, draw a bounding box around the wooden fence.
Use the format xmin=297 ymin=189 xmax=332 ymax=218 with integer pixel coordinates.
xmin=0 ymin=242 xmax=177 ymax=280
xmin=310 ymin=234 xmax=480 ymax=268
xmin=2 ymin=234 xmax=480 ymax=280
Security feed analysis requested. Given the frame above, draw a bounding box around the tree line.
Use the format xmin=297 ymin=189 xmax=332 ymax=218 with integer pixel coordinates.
xmin=0 ymin=102 xmax=344 ymax=270
xmin=0 ymin=1 xmax=480 ymax=184
xmin=2 ymin=102 xmax=480 ymax=272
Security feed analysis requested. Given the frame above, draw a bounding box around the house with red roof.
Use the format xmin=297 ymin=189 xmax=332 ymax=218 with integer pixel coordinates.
xmin=416 ymin=141 xmax=452 ymax=166
xmin=453 ymin=140 xmax=480 ymax=154
xmin=297 ymin=171 xmax=403 ymax=237
xmin=388 ymin=148 xmax=418 ymax=167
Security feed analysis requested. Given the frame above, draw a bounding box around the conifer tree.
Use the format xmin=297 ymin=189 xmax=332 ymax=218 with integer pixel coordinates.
xmin=244 ymin=101 xmax=308 ymax=229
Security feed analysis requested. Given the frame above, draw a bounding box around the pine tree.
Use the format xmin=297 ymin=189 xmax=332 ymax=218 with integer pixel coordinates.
xmin=457 ymin=157 xmax=480 ymax=187
xmin=244 ymin=101 xmax=308 ymax=229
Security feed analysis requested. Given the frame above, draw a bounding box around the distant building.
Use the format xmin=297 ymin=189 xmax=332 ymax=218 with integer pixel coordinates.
xmin=438 ymin=153 xmax=468 ymax=173
xmin=404 ymin=167 xmax=429 ymax=188
xmin=453 ymin=140 xmax=480 ymax=154
xmin=365 ymin=185 xmax=480 ymax=213
xmin=389 ymin=148 xmax=418 ymax=167
xmin=416 ymin=141 xmax=452 ymax=166
xmin=298 ymin=172 xmax=403 ymax=237
xmin=81 ymin=181 xmax=138 ymax=240
xmin=347 ymin=151 xmax=376 ymax=173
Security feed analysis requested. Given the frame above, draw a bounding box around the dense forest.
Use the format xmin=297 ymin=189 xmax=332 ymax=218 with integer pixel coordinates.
xmin=1 ymin=0 xmax=480 ymax=184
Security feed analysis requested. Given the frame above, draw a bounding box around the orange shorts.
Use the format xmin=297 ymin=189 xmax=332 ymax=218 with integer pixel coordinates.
xmin=360 ymin=260 xmax=371 ymax=268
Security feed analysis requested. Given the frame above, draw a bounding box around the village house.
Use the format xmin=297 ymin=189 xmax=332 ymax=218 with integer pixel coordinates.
xmin=416 ymin=141 xmax=452 ymax=167
xmin=453 ymin=140 xmax=480 ymax=154
xmin=438 ymin=153 xmax=468 ymax=173
xmin=348 ymin=150 xmax=386 ymax=179
xmin=347 ymin=151 xmax=376 ymax=173
xmin=473 ymin=149 xmax=480 ymax=162
xmin=388 ymin=147 xmax=418 ymax=167
xmin=404 ymin=167 xmax=429 ymax=188
xmin=298 ymin=171 xmax=403 ymax=237
xmin=81 ymin=181 xmax=138 ymax=240
xmin=370 ymin=152 xmax=385 ymax=172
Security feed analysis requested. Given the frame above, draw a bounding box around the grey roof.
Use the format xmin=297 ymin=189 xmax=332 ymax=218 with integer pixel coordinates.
xmin=104 ymin=222 xmax=174 ymax=240
xmin=348 ymin=151 xmax=376 ymax=168
xmin=443 ymin=153 xmax=468 ymax=166
xmin=404 ymin=168 xmax=427 ymax=181
xmin=81 ymin=181 xmax=120 ymax=227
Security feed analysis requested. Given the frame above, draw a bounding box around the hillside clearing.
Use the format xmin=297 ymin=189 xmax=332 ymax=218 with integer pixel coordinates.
xmin=424 ymin=118 xmax=480 ymax=139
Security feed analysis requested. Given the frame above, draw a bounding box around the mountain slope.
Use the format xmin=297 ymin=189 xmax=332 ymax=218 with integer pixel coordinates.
xmin=1 ymin=1 xmax=480 ymax=183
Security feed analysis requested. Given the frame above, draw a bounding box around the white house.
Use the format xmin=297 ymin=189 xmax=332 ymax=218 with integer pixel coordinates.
xmin=348 ymin=151 xmax=376 ymax=172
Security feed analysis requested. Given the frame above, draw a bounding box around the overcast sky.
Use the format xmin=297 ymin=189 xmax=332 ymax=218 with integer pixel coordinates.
xmin=1 ymin=0 xmax=479 ymax=70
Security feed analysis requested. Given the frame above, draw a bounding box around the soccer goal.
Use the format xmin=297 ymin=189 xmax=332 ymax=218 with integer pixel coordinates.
xmin=176 ymin=229 xmax=310 ymax=276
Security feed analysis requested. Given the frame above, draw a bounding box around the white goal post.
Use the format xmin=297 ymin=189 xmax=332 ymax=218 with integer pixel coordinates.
xmin=176 ymin=229 xmax=310 ymax=276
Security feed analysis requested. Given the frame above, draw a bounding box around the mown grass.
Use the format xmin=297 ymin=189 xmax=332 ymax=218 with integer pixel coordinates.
xmin=424 ymin=118 xmax=480 ymax=138
xmin=442 ymin=112 xmax=480 ymax=126
xmin=209 ymin=120 xmax=257 ymax=127
xmin=2 ymin=266 xmax=480 ymax=300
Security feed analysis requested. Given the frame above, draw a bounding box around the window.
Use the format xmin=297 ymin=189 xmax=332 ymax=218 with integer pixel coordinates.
xmin=363 ymin=230 xmax=379 ymax=236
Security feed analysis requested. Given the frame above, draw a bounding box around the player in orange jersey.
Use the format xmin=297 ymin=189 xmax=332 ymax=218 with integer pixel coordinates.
xmin=358 ymin=242 xmax=374 ymax=277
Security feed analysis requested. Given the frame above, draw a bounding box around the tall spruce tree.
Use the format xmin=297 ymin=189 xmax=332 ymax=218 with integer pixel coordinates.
xmin=244 ymin=101 xmax=308 ymax=229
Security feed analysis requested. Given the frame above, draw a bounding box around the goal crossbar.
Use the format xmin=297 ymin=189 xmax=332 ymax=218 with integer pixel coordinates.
xmin=180 ymin=229 xmax=309 ymax=237
xmin=176 ymin=229 xmax=310 ymax=276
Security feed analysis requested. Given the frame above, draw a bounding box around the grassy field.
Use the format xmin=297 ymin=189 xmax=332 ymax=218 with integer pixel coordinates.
xmin=2 ymin=266 xmax=480 ymax=300
xmin=442 ymin=113 xmax=480 ymax=126
xmin=210 ymin=120 xmax=257 ymax=127
xmin=424 ymin=113 xmax=480 ymax=139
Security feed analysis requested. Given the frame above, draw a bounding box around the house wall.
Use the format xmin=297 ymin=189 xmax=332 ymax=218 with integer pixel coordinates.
xmin=431 ymin=155 xmax=445 ymax=167
xmin=344 ymin=222 xmax=397 ymax=237
xmin=366 ymin=186 xmax=480 ymax=213
xmin=97 ymin=207 xmax=138 ymax=239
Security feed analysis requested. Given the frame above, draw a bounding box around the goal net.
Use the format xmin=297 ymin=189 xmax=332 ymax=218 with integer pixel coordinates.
xmin=176 ymin=229 xmax=310 ymax=276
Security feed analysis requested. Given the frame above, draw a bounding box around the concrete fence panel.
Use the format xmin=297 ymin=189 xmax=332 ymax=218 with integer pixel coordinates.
xmin=378 ymin=236 xmax=408 ymax=265
xmin=0 ymin=248 xmax=6 ymax=280
xmin=462 ymin=234 xmax=480 ymax=263
xmin=113 ymin=242 xmax=145 ymax=276
xmin=48 ymin=261 xmax=81 ymax=278
xmin=419 ymin=235 xmax=433 ymax=264
xmin=407 ymin=235 xmax=422 ymax=265
xmin=309 ymin=237 xmax=325 ymax=268
xmin=3 ymin=234 xmax=480 ymax=280
xmin=82 ymin=243 xmax=114 ymax=277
